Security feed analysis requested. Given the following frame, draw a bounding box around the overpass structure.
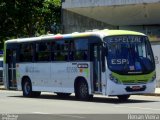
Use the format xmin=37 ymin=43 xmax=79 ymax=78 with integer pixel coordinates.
xmin=62 ymin=0 xmax=160 ymax=41
xmin=63 ymin=0 xmax=160 ymax=26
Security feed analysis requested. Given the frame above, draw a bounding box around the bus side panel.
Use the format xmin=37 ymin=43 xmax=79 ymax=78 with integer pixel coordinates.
xmin=51 ymin=62 xmax=69 ymax=93
xmin=16 ymin=63 xmax=34 ymax=91
xmin=67 ymin=62 xmax=92 ymax=94
xmin=32 ymin=63 xmax=51 ymax=91
xmin=17 ymin=62 xmax=92 ymax=94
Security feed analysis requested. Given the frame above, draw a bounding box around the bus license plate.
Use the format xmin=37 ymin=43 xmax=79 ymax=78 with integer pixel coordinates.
xmin=132 ymin=86 xmax=141 ymax=90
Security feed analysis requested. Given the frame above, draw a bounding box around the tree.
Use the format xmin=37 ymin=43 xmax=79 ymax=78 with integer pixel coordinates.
xmin=0 ymin=0 xmax=61 ymax=49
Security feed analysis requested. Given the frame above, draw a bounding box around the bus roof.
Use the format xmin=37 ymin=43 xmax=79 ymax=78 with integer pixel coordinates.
xmin=5 ymin=29 xmax=146 ymax=43
xmin=101 ymin=29 xmax=145 ymax=36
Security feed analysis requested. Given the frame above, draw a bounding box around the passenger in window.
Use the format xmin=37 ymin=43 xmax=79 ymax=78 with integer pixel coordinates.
xmin=55 ymin=52 xmax=61 ymax=61
xmin=46 ymin=43 xmax=50 ymax=51
xmin=83 ymin=51 xmax=88 ymax=60
xmin=51 ymin=52 xmax=55 ymax=61
xmin=69 ymin=51 xmax=74 ymax=60
xmin=69 ymin=42 xmax=75 ymax=61
xmin=64 ymin=52 xmax=68 ymax=61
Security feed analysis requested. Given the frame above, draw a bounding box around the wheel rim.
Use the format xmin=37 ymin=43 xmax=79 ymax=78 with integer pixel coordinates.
xmin=79 ymin=82 xmax=88 ymax=97
xmin=24 ymin=82 xmax=31 ymax=95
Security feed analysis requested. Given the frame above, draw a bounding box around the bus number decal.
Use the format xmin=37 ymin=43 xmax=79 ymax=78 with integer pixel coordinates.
xmin=25 ymin=67 xmax=40 ymax=73
xmin=66 ymin=67 xmax=78 ymax=73
xmin=77 ymin=63 xmax=88 ymax=68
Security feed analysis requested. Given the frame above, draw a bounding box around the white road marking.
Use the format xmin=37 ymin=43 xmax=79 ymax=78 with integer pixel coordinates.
xmin=56 ymin=114 xmax=85 ymax=119
xmin=32 ymin=112 xmax=85 ymax=119
xmin=32 ymin=112 xmax=50 ymax=114
xmin=115 ymin=105 xmax=160 ymax=111
xmin=32 ymin=113 xmax=85 ymax=119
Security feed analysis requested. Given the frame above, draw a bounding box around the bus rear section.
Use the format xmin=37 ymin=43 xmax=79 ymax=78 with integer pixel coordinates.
xmin=3 ymin=36 xmax=103 ymax=100
xmin=3 ymin=41 xmax=19 ymax=89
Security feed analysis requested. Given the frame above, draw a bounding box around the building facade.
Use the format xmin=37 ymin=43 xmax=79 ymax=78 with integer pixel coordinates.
xmin=62 ymin=0 xmax=160 ymax=41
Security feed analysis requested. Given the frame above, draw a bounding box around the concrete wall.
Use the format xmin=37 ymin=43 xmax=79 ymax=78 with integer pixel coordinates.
xmin=62 ymin=10 xmax=116 ymax=34
xmin=63 ymin=0 xmax=160 ymax=8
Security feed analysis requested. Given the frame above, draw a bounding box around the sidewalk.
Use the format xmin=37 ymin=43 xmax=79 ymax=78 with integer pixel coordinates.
xmin=0 ymin=85 xmax=5 ymax=90
xmin=0 ymin=85 xmax=160 ymax=96
xmin=154 ymin=88 xmax=160 ymax=96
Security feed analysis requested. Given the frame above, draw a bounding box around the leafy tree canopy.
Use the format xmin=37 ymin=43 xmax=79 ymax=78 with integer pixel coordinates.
xmin=0 ymin=0 xmax=61 ymax=49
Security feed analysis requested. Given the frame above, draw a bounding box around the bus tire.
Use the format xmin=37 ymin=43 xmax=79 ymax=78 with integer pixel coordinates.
xmin=75 ymin=80 xmax=91 ymax=100
xmin=22 ymin=77 xmax=41 ymax=97
xmin=117 ymin=95 xmax=130 ymax=101
xmin=22 ymin=78 xmax=33 ymax=97
xmin=56 ymin=93 xmax=71 ymax=98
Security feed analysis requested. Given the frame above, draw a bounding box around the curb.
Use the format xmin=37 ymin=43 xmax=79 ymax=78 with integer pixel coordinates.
xmin=143 ymin=93 xmax=160 ymax=97
xmin=0 ymin=87 xmax=5 ymax=90
xmin=0 ymin=88 xmax=6 ymax=90
xmin=0 ymin=85 xmax=5 ymax=90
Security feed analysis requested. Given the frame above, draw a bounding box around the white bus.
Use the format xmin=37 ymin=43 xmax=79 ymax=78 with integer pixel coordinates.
xmin=3 ymin=29 xmax=156 ymax=101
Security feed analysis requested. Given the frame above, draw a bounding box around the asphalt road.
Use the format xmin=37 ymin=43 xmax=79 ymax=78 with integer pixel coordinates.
xmin=0 ymin=90 xmax=160 ymax=120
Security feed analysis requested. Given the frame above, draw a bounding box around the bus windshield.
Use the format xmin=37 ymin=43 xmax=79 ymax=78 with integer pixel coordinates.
xmin=104 ymin=35 xmax=155 ymax=75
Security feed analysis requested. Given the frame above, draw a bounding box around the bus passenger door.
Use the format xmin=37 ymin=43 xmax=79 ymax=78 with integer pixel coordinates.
xmin=90 ymin=44 xmax=102 ymax=92
xmin=7 ymin=49 xmax=17 ymax=89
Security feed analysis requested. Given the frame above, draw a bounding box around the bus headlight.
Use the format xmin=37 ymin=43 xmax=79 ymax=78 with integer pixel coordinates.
xmin=109 ymin=74 xmax=121 ymax=84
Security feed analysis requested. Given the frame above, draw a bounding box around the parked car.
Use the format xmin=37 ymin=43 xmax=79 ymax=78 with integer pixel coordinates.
xmin=0 ymin=57 xmax=3 ymax=84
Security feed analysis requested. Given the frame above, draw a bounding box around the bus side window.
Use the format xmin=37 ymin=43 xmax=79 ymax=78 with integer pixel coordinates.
xmin=19 ymin=45 xmax=23 ymax=62
xmin=19 ymin=44 xmax=33 ymax=62
xmin=54 ymin=40 xmax=69 ymax=61
xmin=69 ymin=51 xmax=74 ymax=61
xmin=74 ymin=38 xmax=88 ymax=61
xmin=69 ymin=40 xmax=75 ymax=61
xmin=51 ymin=42 xmax=55 ymax=61
xmin=83 ymin=51 xmax=88 ymax=60
xmin=36 ymin=42 xmax=51 ymax=62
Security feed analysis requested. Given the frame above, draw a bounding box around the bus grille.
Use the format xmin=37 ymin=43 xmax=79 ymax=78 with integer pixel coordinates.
xmin=123 ymin=79 xmax=147 ymax=84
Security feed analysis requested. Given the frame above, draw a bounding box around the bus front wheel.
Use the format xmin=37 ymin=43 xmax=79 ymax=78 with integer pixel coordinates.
xmin=117 ymin=95 xmax=130 ymax=101
xmin=75 ymin=80 xmax=92 ymax=100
